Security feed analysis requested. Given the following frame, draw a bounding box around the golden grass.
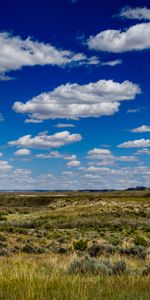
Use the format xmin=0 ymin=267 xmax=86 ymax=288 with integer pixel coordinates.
xmin=0 ymin=254 xmax=150 ymax=300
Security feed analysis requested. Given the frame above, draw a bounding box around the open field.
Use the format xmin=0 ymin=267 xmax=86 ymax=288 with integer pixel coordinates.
xmin=0 ymin=190 xmax=150 ymax=299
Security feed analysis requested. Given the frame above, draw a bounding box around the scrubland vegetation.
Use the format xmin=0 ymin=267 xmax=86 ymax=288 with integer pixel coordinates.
xmin=0 ymin=190 xmax=150 ymax=299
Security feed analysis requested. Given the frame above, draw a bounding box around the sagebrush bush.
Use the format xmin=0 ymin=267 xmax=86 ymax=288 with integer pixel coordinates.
xmin=119 ymin=246 xmax=146 ymax=260
xmin=68 ymin=255 xmax=112 ymax=275
xmin=142 ymin=264 xmax=150 ymax=276
xmin=68 ymin=255 xmax=127 ymax=276
xmin=113 ymin=260 xmax=126 ymax=274
xmin=88 ymin=243 xmax=115 ymax=257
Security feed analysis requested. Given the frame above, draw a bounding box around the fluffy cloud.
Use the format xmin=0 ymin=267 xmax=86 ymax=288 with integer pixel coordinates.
xmin=0 ymin=160 xmax=12 ymax=172
xmin=87 ymin=147 xmax=138 ymax=165
xmin=13 ymin=80 xmax=140 ymax=121
xmin=118 ymin=139 xmax=150 ymax=148
xmin=135 ymin=148 xmax=150 ymax=155
xmin=36 ymin=150 xmax=77 ymax=160
xmin=67 ymin=160 xmax=80 ymax=167
xmin=87 ymin=148 xmax=112 ymax=159
xmin=130 ymin=125 xmax=150 ymax=133
xmin=8 ymin=131 xmax=82 ymax=149
xmin=14 ymin=148 xmax=31 ymax=156
xmin=120 ymin=6 xmax=150 ymax=20
xmin=87 ymin=22 xmax=150 ymax=52
xmin=0 ymin=32 xmax=100 ymax=79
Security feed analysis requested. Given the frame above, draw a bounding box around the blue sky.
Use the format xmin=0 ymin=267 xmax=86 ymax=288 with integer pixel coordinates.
xmin=0 ymin=0 xmax=150 ymax=189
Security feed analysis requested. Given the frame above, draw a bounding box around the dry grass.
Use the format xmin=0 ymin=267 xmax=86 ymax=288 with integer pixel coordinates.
xmin=0 ymin=254 xmax=150 ymax=300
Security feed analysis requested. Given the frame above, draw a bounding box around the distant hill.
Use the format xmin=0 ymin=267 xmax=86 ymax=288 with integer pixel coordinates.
xmin=126 ymin=186 xmax=149 ymax=191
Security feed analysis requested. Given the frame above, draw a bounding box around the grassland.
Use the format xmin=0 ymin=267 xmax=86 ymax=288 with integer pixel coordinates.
xmin=0 ymin=190 xmax=149 ymax=299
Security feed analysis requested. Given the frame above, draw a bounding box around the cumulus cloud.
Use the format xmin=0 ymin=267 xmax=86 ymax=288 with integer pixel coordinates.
xmin=87 ymin=147 xmax=138 ymax=165
xmin=14 ymin=148 xmax=31 ymax=156
xmin=130 ymin=125 xmax=150 ymax=133
xmin=120 ymin=6 xmax=150 ymax=20
xmin=8 ymin=131 xmax=82 ymax=149
xmin=0 ymin=160 xmax=12 ymax=172
xmin=67 ymin=160 xmax=80 ymax=167
xmin=118 ymin=139 xmax=150 ymax=148
xmin=87 ymin=148 xmax=112 ymax=159
xmin=86 ymin=166 xmax=111 ymax=173
xmin=135 ymin=148 xmax=150 ymax=155
xmin=13 ymin=80 xmax=140 ymax=121
xmin=36 ymin=150 xmax=77 ymax=161
xmin=87 ymin=22 xmax=150 ymax=52
xmin=0 ymin=32 xmax=100 ymax=79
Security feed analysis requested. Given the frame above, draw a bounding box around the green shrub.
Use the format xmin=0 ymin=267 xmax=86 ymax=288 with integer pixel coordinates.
xmin=73 ymin=239 xmax=87 ymax=251
xmin=0 ymin=234 xmax=7 ymax=241
xmin=134 ymin=235 xmax=147 ymax=247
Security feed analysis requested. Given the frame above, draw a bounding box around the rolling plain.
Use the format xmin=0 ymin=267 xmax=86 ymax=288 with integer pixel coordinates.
xmin=0 ymin=190 xmax=150 ymax=299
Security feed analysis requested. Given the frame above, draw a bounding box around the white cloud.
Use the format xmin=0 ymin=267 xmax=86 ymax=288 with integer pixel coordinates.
xmin=14 ymin=148 xmax=31 ymax=156
xmin=117 ymin=156 xmax=138 ymax=162
xmin=0 ymin=160 xmax=12 ymax=172
xmin=87 ymin=148 xmax=112 ymax=156
xmin=8 ymin=131 xmax=82 ymax=149
xmin=25 ymin=119 xmax=43 ymax=124
xmin=36 ymin=150 xmax=77 ymax=161
xmin=127 ymin=108 xmax=140 ymax=113
xmin=101 ymin=59 xmax=123 ymax=66
xmin=120 ymin=6 xmax=150 ymax=20
xmin=87 ymin=22 xmax=150 ymax=52
xmin=87 ymin=166 xmax=111 ymax=173
xmin=67 ymin=160 xmax=80 ymax=167
xmin=87 ymin=148 xmax=137 ymax=165
xmin=87 ymin=148 xmax=112 ymax=160
xmin=13 ymin=168 xmax=32 ymax=176
xmin=13 ymin=80 xmax=140 ymax=121
xmin=0 ymin=32 xmax=100 ymax=79
xmin=135 ymin=148 xmax=150 ymax=155
xmin=130 ymin=125 xmax=150 ymax=133
xmin=62 ymin=171 xmax=73 ymax=176
xmin=118 ymin=139 xmax=150 ymax=148
xmin=54 ymin=123 xmax=75 ymax=128
xmin=87 ymin=147 xmax=138 ymax=165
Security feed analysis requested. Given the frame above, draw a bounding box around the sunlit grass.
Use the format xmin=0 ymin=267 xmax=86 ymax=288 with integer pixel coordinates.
xmin=0 ymin=254 xmax=150 ymax=300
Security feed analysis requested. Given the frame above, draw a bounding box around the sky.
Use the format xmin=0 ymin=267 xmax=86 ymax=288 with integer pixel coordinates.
xmin=0 ymin=0 xmax=150 ymax=190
